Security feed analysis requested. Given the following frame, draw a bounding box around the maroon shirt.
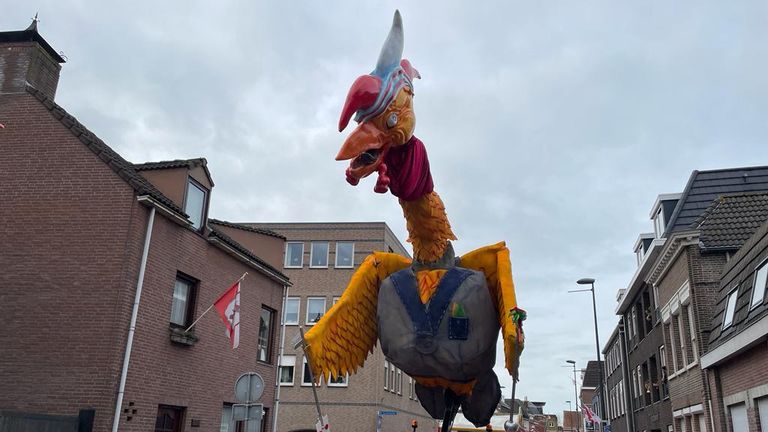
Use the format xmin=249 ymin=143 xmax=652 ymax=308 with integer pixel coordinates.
xmin=384 ymin=136 xmax=434 ymax=201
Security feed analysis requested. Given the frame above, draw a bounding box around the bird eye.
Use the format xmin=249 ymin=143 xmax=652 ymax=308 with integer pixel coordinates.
xmin=387 ymin=113 xmax=398 ymax=129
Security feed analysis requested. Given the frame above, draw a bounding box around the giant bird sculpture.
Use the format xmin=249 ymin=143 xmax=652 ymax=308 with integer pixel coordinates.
xmin=303 ymin=11 xmax=525 ymax=431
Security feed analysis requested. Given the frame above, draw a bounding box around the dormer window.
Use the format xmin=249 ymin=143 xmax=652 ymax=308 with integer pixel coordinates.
xmin=653 ymin=207 xmax=665 ymax=239
xmin=635 ymin=245 xmax=645 ymax=266
xmin=184 ymin=178 xmax=208 ymax=230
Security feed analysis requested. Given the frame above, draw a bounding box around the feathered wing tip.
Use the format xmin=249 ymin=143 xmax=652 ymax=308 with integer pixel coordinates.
xmin=303 ymin=252 xmax=412 ymax=381
xmin=400 ymin=191 xmax=457 ymax=263
xmin=459 ymin=242 xmax=525 ymax=378
xmin=373 ymin=10 xmax=404 ymax=78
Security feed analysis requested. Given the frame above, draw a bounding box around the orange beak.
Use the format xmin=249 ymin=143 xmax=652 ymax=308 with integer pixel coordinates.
xmin=336 ymin=122 xmax=389 ymax=181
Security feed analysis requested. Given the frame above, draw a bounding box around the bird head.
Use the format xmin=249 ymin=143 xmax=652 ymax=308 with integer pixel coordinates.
xmin=335 ymin=11 xmax=420 ymax=188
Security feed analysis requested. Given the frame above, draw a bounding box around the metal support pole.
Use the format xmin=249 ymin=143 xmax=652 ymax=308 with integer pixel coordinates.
xmin=589 ymin=282 xmax=608 ymax=430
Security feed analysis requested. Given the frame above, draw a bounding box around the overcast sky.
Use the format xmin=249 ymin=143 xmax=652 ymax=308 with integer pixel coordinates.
xmin=7 ymin=0 xmax=768 ymax=422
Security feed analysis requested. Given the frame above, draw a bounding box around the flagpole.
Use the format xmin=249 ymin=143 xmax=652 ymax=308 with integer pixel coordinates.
xmin=184 ymin=272 xmax=249 ymax=332
xmin=298 ymin=326 xmax=325 ymax=424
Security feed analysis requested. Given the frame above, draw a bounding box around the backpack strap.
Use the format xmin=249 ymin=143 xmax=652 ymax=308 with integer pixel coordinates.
xmin=389 ymin=267 xmax=473 ymax=353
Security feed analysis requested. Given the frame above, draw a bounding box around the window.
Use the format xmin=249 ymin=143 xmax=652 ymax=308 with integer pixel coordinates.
xmin=723 ymin=288 xmax=739 ymax=329
xmin=302 ymin=357 xmax=318 ymax=386
xmin=220 ymin=404 xmax=245 ymax=432
xmin=279 ymin=355 xmax=296 ymax=386
xmin=333 ymin=296 xmax=341 ymax=306
xmin=258 ymin=307 xmax=274 ymax=362
xmin=283 ymin=297 xmax=299 ymax=325
xmin=335 ymin=242 xmax=355 ymax=268
xmin=170 ymin=276 xmax=196 ymax=327
xmin=758 ymin=397 xmax=768 ymax=432
xmin=666 ymin=323 xmax=678 ymax=373
xmin=687 ymin=305 xmax=698 ymax=362
xmin=654 ymin=207 xmax=665 ymax=238
xmin=409 ymin=377 xmax=414 ymax=399
xmin=396 ymin=369 xmax=402 ymax=395
xmin=284 ymin=242 xmax=304 ymax=268
xmin=306 ymin=297 xmax=326 ymax=325
xmin=310 ymin=242 xmax=329 ymax=268
xmin=156 ymin=405 xmax=185 ymax=432
xmin=728 ymin=403 xmax=747 ymax=432
xmin=384 ymin=361 xmax=389 ymax=390
xmin=751 ymin=260 xmax=768 ymax=309
xmin=678 ymin=307 xmax=691 ymax=366
xmin=184 ymin=178 xmax=207 ymax=230
xmin=328 ymin=373 xmax=348 ymax=387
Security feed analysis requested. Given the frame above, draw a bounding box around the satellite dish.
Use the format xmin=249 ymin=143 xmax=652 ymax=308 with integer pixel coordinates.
xmin=234 ymin=372 xmax=265 ymax=402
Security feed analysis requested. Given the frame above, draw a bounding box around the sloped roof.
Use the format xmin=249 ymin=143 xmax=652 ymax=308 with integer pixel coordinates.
xmin=25 ymin=86 xmax=185 ymax=216
xmin=209 ymin=219 xmax=286 ymax=240
xmin=134 ymin=158 xmax=214 ymax=187
xmin=208 ymin=227 xmax=290 ymax=285
xmin=581 ymin=360 xmax=603 ymax=388
xmin=0 ymin=22 xmax=65 ymax=63
xmin=693 ymin=192 xmax=768 ymax=251
xmin=665 ymin=166 xmax=768 ymax=236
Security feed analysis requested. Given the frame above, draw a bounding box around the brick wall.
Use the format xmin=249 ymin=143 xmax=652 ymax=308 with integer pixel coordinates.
xmin=0 ymin=41 xmax=61 ymax=99
xmin=0 ymin=92 xmax=285 ymax=432
xmin=252 ymin=223 xmax=435 ymax=432
xmin=0 ymin=92 xmax=138 ymax=429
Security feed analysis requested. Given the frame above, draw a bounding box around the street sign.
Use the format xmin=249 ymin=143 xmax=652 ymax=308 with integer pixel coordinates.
xmin=379 ymin=410 xmax=398 ymax=416
xmin=235 ymin=372 xmax=265 ymax=402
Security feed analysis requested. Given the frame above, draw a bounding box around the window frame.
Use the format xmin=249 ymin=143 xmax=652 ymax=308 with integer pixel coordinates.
xmin=170 ymin=274 xmax=197 ymax=328
xmin=384 ymin=361 xmax=389 ymax=390
xmin=183 ymin=177 xmax=208 ymax=231
xmin=334 ymin=242 xmax=355 ymax=268
xmin=750 ymin=259 xmax=768 ymax=310
xmin=722 ymin=287 xmax=739 ymax=330
xmin=305 ymin=297 xmax=326 ymax=325
xmin=309 ymin=242 xmax=329 ymax=268
xmin=279 ymin=355 xmax=296 ymax=386
xmin=284 ymin=242 xmax=304 ymax=268
xmin=654 ymin=207 xmax=665 ymax=239
xmin=301 ymin=357 xmax=320 ymax=387
xmin=327 ymin=372 xmax=349 ymax=388
xmin=257 ymin=307 xmax=275 ymax=363
xmin=282 ymin=297 xmax=300 ymax=325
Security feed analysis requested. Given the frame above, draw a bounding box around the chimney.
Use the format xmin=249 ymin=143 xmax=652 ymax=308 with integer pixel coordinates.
xmin=0 ymin=17 xmax=65 ymax=100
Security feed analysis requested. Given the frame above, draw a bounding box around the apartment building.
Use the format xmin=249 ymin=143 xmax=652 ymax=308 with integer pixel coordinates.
xmin=700 ymin=194 xmax=768 ymax=431
xmin=603 ymin=324 xmax=629 ymax=432
xmin=0 ymin=21 xmax=290 ymax=432
xmin=609 ymin=167 xmax=768 ymax=432
xmin=248 ymin=223 xmax=435 ymax=432
xmin=649 ymin=187 xmax=768 ymax=432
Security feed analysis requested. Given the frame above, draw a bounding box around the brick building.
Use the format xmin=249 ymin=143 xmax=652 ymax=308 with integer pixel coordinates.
xmin=0 ymin=22 xmax=290 ymax=432
xmin=700 ymin=194 xmax=768 ymax=432
xmin=646 ymin=172 xmax=768 ymax=432
xmin=248 ymin=223 xmax=436 ymax=432
xmin=580 ymin=361 xmax=603 ymax=431
xmin=603 ymin=324 xmax=629 ymax=432
xmin=613 ymin=193 xmax=678 ymax=432
xmin=608 ymin=166 xmax=768 ymax=432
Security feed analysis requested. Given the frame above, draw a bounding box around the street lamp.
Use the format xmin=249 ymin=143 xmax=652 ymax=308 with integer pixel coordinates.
xmin=565 ymin=360 xmax=580 ymax=432
xmin=570 ymin=278 xmax=607 ymax=431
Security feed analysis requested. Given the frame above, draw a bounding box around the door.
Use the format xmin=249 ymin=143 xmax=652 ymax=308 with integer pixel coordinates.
xmin=156 ymin=405 xmax=185 ymax=432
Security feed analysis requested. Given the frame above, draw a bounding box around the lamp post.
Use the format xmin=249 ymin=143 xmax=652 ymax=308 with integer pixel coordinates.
xmin=570 ymin=278 xmax=607 ymax=431
xmin=565 ymin=360 xmax=580 ymax=432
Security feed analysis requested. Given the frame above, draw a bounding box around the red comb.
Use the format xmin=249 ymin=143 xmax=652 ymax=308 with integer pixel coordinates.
xmin=338 ymin=75 xmax=381 ymax=132
xmin=400 ymin=59 xmax=420 ymax=81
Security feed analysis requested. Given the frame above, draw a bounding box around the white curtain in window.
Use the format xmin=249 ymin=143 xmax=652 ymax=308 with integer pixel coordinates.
xmin=171 ymin=280 xmax=190 ymax=325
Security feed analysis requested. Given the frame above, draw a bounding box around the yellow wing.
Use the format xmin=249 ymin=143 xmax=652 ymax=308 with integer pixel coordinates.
xmin=460 ymin=241 xmax=524 ymax=378
xmin=303 ymin=252 xmax=411 ymax=381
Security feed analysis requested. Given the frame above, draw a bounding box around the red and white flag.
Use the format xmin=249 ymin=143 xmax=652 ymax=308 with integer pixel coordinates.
xmin=582 ymin=403 xmax=602 ymax=424
xmin=214 ymin=281 xmax=241 ymax=349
